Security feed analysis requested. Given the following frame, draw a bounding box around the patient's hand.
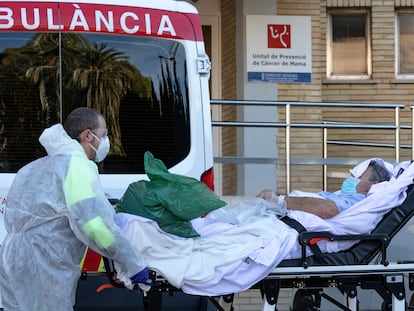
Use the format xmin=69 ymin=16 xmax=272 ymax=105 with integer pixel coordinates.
xmin=256 ymin=189 xmax=276 ymax=201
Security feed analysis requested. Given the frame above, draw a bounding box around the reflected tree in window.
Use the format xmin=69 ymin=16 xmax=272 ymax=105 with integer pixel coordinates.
xmin=0 ymin=32 xmax=187 ymax=173
xmin=25 ymin=33 xmax=92 ymax=124
xmin=0 ymin=36 xmax=46 ymax=170
xmin=70 ymin=42 xmax=145 ymax=156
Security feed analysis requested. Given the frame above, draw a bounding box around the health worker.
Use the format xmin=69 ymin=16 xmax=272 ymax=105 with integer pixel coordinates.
xmin=0 ymin=107 xmax=149 ymax=310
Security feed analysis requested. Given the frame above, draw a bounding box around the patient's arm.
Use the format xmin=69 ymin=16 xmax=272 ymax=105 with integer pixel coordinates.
xmin=285 ymin=196 xmax=339 ymax=219
xmin=256 ymin=189 xmax=339 ymax=219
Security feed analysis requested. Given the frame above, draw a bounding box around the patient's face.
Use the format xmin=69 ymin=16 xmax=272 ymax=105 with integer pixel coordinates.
xmin=356 ymin=167 xmax=375 ymax=194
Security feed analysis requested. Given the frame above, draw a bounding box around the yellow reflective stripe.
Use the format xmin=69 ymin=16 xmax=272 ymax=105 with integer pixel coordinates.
xmin=82 ymin=216 xmax=115 ymax=249
xmin=97 ymin=258 xmax=105 ymax=272
xmin=64 ymin=156 xmax=95 ymax=206
xmin=80 ymin=249 xmax=87 ymax=270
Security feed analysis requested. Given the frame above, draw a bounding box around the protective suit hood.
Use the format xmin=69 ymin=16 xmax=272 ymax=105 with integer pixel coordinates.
xmin=39 ymin=123 xmax=86 ymax=158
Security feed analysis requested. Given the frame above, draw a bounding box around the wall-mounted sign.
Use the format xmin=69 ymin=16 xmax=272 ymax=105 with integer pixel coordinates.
xmin=246 ymin=15 xmax=312 ymax=83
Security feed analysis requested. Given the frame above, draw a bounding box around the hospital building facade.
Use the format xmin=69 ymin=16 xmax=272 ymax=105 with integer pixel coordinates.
xmin=187 ymin=0 xmax=414 ymax=200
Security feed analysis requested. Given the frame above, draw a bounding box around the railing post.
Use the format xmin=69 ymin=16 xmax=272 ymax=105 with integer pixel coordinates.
xmin=323 ymin=124 xmax=328 ymax=191
xmin=411 ymin=106 xmax=414 ymax=160
xmin=395 ymin=106 xmax=400 ymax=163
xmin=285 ymin=104 xmax=291 ymax=194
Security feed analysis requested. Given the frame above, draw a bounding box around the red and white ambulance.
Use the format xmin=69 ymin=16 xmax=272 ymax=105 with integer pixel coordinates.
xmin=0 ymin=0 xmax=213 ymax=308
xmin=0 ymin=0 xmax=213 ymax=235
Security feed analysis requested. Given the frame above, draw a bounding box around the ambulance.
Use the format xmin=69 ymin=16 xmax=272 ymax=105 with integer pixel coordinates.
xmin=0 ymin=0 xmax=213 ymax=236
xmin=0 ymin=0 xmax=213 ymax=308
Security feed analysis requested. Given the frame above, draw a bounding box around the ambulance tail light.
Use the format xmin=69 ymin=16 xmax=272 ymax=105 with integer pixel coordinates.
xmin=201 ymin=167 xmax=214 ymax=191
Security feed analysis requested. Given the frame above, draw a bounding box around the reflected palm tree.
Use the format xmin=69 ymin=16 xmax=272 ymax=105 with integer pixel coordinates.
xmin=71 ymin=42 xmax=136 ymax=156
xmin=25 ymin=58 xmax=59 ymax=125
xmin=25 ymin=33 xmax=88 ymax=126
xmin=0 ymin=40 xmax=47 ymax=170
xmin=0 ymin=32 xmax=158 ymax=171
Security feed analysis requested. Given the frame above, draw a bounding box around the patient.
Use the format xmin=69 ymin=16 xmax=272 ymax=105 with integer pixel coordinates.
xmin=113 ymin=157 xmax=414 ymax=296
xmin=256 ymin=158 xmax=393 ymax=219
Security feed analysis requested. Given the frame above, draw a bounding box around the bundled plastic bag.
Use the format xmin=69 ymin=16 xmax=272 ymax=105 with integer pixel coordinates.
xmin=205 ymin=198 xmax=287 ymax=225
xmin=115 ymin=151 xmax=227 ymax=237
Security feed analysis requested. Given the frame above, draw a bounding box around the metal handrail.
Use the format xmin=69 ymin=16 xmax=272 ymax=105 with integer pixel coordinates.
xmin=211 ymin=100 xmax=406 ymax=193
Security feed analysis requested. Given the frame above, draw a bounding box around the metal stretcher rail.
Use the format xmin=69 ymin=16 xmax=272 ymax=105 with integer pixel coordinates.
xmin=100 ymin=259 xmax=414 ymax=311
xmin=265 ymin=262 xmax=414 ymax=278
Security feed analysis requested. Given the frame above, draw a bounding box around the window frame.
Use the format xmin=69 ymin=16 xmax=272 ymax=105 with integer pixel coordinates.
xmin=326 ymin=9 xmax=372 ymax=80
xmin=395 ymin=10 xmax=414 ymax=80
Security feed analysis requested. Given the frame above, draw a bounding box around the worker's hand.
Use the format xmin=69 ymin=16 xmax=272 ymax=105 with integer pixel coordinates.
xmin=256 ymin=189 xmax=277 ymax=201
xmin=130 ymin=268 xmax=153 ymax=285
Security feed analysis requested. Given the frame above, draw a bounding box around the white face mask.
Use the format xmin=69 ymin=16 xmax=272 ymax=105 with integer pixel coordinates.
xmin=89 ymin=133 xmax=110 ymax=162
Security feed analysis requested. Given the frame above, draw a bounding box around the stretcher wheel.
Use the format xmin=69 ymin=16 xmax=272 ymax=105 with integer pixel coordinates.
xmin=408 ymin=293 xmax=414 ymax=311
xmin=291 ymin=289 xmax=315 ymax=311
xmin=382 ymin=300 xmax=408 ymax=311
xmin=381 ymin=301 xmax=392 ymax=311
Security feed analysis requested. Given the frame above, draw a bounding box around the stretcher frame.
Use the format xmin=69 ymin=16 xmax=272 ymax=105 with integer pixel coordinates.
xmin=103 ymin=246 xmax=414 ymax=311
xmin=101 ymin=185 xmax=414 ymax=311
xmin=253 ymin=262 xmax=414 ymax=311
xmin=102 ymin=251 xmax=414 ymax=311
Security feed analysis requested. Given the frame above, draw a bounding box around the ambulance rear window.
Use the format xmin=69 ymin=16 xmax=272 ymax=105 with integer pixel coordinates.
xmin=0 ymin=32 xmax=190 ymax=173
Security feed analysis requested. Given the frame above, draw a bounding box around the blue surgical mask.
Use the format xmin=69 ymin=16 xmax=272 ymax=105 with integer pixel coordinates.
xmin=341 ymin=177 xmax=360 ymax=194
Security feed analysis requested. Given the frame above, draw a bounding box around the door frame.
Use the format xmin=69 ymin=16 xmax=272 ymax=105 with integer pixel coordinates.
xmin=200 ymin=13 xmax=223 ymax=194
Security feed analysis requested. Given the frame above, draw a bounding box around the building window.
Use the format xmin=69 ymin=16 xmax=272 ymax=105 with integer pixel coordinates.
xmin=397 ymin=13 xmax=414 ymax=78
xmin=327 ymin=11 xmax=371 ymax=79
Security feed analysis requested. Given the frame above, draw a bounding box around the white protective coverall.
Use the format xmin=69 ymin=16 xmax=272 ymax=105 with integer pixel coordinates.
xmin=0 ymin=124 xmax=147 ymax=311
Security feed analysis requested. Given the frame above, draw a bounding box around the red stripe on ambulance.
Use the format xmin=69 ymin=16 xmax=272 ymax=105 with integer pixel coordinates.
xmin=0 ymin=2 xmax=203 ymax=41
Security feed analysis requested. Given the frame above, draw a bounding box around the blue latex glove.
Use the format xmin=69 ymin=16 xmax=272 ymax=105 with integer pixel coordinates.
xmin=130 ymin=268 xmax=150 ymax=284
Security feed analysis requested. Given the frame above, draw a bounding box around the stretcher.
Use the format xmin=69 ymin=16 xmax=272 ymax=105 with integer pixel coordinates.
xmin=99 ymin=181 xmax=414 ymax=311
